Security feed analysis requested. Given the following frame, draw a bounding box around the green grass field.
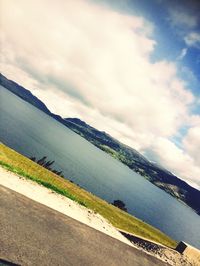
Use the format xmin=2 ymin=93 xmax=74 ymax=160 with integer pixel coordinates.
xmin=0 ymin=142 xmax=177 ymax=248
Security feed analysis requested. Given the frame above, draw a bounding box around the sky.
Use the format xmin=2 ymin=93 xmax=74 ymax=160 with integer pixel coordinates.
xmin=1 ymin=0 xmax=200 ymax=189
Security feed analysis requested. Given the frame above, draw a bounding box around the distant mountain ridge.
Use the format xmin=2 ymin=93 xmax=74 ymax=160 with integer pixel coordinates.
xmin=0 ymin=74 xmax=51 ymax=115
xmin=0 ymin=73 xmax=67 ymax=125
xmin=1 ymin=73 xmax=199 ymax=215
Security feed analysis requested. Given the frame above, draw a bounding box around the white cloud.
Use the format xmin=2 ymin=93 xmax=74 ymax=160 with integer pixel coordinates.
xmin=168 ymin=8 xmax=198 ymax=29
xmin=146 ymin=137 xmax=200 ymax=189
xmin=184 ymin=32 xmax=200 ymax=48
xmin=177 ymin=48 xmax=187 ymax=60
xmin=183 ymin=126 xmax=200 ymax=166
xmin=1 ymin=0 xmax=199 ymax=188
xmin=167 ymin=5 xmax=200 ymax=49
xmin=180 ymin=66 xmax=198 ymax=87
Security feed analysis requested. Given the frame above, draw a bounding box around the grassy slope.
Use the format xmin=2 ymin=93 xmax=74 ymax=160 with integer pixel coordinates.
xmin=0 ymin=143 xmax=177 ymax=248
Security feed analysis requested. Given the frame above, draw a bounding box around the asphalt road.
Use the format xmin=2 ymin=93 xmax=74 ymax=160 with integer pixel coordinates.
xmin=0 ymin=185 xmax=168 ymax=266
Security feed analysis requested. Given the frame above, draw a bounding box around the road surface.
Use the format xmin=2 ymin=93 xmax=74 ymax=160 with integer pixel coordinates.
xmin=0 ymin=185 xmax=167 ymax=266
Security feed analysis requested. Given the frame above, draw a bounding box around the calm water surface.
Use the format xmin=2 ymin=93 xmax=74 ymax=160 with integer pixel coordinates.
xmin=0 ymin=86 xmax=200 ymax=248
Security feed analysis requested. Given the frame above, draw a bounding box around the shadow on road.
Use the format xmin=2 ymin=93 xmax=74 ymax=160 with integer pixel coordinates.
xmin=0 ymin=259 xmax=20 ymax=266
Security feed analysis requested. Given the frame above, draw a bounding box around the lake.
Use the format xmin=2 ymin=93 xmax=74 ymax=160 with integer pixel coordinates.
xmin=1 ymin=86 xmax=200 ymax=249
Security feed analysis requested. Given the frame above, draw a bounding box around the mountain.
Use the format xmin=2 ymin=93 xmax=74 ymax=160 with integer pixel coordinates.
xmin=1 ymin=73 xmax=200 ymax=215
xmin=0 ymin=73 xmax=66 ymax=125
xmin=0 ymin=74 xmax=51 ymax=115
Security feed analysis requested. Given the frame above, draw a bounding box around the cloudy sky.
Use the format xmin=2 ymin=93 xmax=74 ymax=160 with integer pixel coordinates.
xmin=1 ymin=0 xmax=200 ymax=188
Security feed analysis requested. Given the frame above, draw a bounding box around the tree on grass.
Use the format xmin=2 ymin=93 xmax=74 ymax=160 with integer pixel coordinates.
xmin=30 ymin=156 xmax=64 ymax=177
xmin=112 ymin=200 xmax=127 ymax=212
